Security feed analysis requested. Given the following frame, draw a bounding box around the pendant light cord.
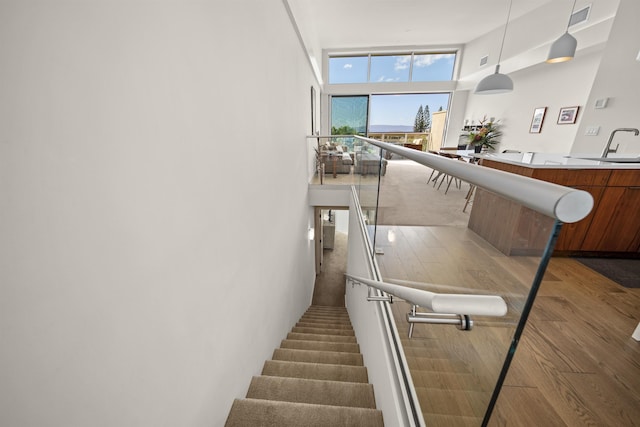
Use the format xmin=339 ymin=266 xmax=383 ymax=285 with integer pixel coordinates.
xmin=496 ymin=0 xmax=513 ymax=64
xmin=566 ymin=0 xmax=578 ymax=31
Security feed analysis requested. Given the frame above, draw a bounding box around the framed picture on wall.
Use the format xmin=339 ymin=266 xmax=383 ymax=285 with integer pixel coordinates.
xmin=557 ymin=106 xmax=579 ymax=124
xmin=529 ymin=107 xmax=547 ymax=133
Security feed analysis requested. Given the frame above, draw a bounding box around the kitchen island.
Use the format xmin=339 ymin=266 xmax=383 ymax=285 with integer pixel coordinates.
xmin=468 ymin=152 xmax=640 ymax=256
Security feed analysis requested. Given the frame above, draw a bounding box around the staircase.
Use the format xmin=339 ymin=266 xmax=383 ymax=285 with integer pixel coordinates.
xmin=225 ymin=305 xmax=384 ymax=426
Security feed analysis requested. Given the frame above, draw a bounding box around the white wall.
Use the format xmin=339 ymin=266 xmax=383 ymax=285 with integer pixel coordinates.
xmin=572 ymin=0 xmax=640 ymax=155
xmin=462 ymin=51 xmax=601 ymax=154
xmin=0 ymin=1 xmax=316 ymax=426
xmin=460 ymin=0 xmax=640 ymax=156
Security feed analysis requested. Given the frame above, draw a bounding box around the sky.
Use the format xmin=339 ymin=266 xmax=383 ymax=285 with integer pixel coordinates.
xmin=331 ymin=93 xmax=451 ymax=132
xmin=369 ymin=93 xmax=451 ymax=127
xmin=329 ymin=54 xmax=454 ymax=129
xmin=329 ymin=54 xmax=455 ymax=84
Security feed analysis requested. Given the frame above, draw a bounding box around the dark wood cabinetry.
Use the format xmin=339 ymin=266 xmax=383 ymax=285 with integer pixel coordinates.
xmin=472 ymin=160 xmax=640 ymax=256
xmin=580 ymin=170 xmax=640 ymax=252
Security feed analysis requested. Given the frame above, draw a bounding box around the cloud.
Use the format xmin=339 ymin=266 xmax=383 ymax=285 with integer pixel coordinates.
xmin=414 ymin=54 xmax=454 ymax=68
xmin=377 ymin=76 xmax=400 ymax=82
xmin=394 ymin=56 xmax=411 ymax=71
xmin=343 ymin=63 xmax=353 ymax=69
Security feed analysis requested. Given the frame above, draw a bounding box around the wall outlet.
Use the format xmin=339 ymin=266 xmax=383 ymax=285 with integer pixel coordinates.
xmin=585 ymin=126 xmax=600 ymax=136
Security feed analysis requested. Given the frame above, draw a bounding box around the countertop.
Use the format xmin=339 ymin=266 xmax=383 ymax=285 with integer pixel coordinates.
xmin=475 ymin=152 xmax=640 ymax=169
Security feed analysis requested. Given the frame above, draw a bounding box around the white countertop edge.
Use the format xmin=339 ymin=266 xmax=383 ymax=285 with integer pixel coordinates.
xmin=476 ymin=152 xmax=640 ymax=169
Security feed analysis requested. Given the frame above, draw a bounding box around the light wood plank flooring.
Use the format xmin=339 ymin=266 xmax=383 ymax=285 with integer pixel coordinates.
xmin=375 ymin=225 xmax=640 ymax=426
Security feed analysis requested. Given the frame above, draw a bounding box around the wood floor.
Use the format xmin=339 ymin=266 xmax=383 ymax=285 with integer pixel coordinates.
xmin=374 ymin=225 xmax=640 ymax=426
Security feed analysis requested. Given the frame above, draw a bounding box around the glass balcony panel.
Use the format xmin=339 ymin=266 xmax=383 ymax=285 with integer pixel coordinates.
xmin=349 ymin=141 xmax=562 ymax=424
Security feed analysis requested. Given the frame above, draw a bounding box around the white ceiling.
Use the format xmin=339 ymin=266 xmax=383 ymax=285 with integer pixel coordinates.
xmin=287 ymin=0 xmax=558 ymax=50
xmin=285 ymin=0 xmax=618 ymax=85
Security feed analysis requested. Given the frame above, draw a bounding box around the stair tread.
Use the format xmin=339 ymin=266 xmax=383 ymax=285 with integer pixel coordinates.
xmin=247 ymin=376 xmax=376 ymax=408
xmin=296 ymin=321 xmax=354 ymax=330
xmin=302 ymin=312 xmax=351 ymax=318
xmin=262 ymin=360 xmax=369 ymax=383
xmin=281 ymin=339 xmax=360 ymax=353
xmin=298 ymin=316 xmax=353 ymax=328
xmin=225 ymin=398 xmax=383 ymax=427
xmin=308 ymin=305 xmax=348 ymax=311
xmin=273 ymin=348 xmax=364 ymax=366
xmin=292 ymin=326 xmax=355 ymax=336
xmin=302 ymin=311 xmax=351 ymax=316
xmin=287 ymin=332 xmax=357 ymax=344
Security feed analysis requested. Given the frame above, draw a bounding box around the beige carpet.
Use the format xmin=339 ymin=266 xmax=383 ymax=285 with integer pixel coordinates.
xmin=225 ymin=306 xmax=384 ymax=427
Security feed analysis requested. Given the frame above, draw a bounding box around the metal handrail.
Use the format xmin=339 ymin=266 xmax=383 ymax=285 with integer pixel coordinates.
xmin=354 ymin=136 xmax=593 ymax=223
xmin=346 ymin=274 xmax=508 ymax=317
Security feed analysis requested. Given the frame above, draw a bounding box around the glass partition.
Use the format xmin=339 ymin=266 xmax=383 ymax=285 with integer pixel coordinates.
xmin=349 ymin=140 xmax=564 ymax=425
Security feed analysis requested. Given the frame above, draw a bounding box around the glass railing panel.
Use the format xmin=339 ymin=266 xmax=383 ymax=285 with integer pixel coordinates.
xmin=310 ymin=135 xmax=394 ymax=188
xmin=351 ymin=139 xmax=389 ymax=253
xmin=358 ymin=144 xmax=568 ymax=425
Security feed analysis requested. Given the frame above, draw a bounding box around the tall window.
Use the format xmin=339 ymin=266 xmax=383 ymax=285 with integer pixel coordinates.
xmin=328 ymin=56 xmax=369 ymax=84
xmin=328 ymin=52 xmax=456 ymax=84
xmin=369 ymin=94 xmax=450 ymax=133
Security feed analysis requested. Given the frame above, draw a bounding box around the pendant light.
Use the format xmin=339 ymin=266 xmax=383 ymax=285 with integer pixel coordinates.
xmin=475 ymin=0 xmax=514 ymax=95
xmin=546 ymin=0 xmax=578 ymax=63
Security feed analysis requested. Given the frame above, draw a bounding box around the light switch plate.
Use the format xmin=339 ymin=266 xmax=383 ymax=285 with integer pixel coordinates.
xmin=585 ymin=126 xmax=600 ymax=136
xmin=594 ymin=98 xmax=608 ymax=109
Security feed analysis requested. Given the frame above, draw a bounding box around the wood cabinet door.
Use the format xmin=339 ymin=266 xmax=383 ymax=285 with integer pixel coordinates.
xmin=581 ymin=186 xmax=640 ymax=252
xmin=554 ymin=186 xmax=605 ymax=251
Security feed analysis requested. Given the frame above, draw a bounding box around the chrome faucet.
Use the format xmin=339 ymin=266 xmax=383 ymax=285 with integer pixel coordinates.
xmin=601 ymin=128 xmax=640 ymax=157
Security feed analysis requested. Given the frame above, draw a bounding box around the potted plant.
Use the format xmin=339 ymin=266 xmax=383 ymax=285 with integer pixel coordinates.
xmin=468 ymin=117 xmax=501 ymax=153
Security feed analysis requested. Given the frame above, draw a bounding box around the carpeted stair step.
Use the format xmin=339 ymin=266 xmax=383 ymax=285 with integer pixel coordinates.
xmin=225 ymin=398 xmax=383 ymax=427
xmin=299 ymin=319 xmax=354 ymax=327
xmin=300 ymin=317 xmax=353 ymax=325
xmin=280 ymin=338 xmax=360 ymax=353
xmin=246 ymin=375 xmax=377 ymax=408
xmin=261 ymin=360 xmax=369 ymax=383
xmin=273 ymin=348 xmax=364 ymax=366
xmin=292 ymin=326 xmax=355 ymax=336
xmin=296 ymin=321 xmax=355 ymax=330
xmin=287 ymin=331 xmax=357 ymax=344
xmin=304 ymin=311 xmax=350 ymax=318
xmin=225 ymin=305 xmax=383 ymax=426
xmin=303 ymin=314 xmax=350 ymax=320
xmin=305 ymin=307 xmax=350 ymax=313
xmin=302 ymin=311 xmax=351 ymax=318
xmin=306 ymin=305 xmax=349 ymax=312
